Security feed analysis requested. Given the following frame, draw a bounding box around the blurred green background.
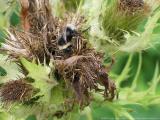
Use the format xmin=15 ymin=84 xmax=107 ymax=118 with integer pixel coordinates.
xmin=0 ymin=0 xmax=160 ymax=120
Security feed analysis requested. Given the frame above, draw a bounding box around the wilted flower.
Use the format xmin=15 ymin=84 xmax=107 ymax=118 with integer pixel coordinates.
xmin=118 ymin=0 xmax=144 ymax=14
xmin=0 ymin=80 xmax=34 ymax=103
xmin=55 ymin=55 xmax=116 ymax=106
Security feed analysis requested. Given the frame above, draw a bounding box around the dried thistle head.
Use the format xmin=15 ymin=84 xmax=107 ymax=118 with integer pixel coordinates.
xmin=118 ymin=0 xmax=145 ymax=14
xmin=55 ymin=55 xmax=116 ymax=106
xmin=0 ymin=80 xmax=34 ymax=103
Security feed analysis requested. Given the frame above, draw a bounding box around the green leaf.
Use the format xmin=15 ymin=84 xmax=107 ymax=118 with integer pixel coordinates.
xmin=20 ymin=58 xmax=57 ymax=102
xmin=51 ymin=85 xmax=64 ymax=104
xmin=131 ymin=52 xmax=142 ymax=90
xmin=0 ymin=66 xmax=7 ymax=76
xmin=121 ymin=9 xmax=160 ymax=52
xmin=116 ymin=54 xmax=133 ymax=88
xmin=0 ymin=54 xmax=24 ymax=83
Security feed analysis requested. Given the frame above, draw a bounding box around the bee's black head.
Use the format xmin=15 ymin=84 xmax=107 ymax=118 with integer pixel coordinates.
xmin=65 ymin=25 xmax=78 ymax=42
xmin=58 ymin=24 xmax=78 ymax=46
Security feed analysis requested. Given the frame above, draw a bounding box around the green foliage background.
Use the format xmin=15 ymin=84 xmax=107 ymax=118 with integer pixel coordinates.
xmin=0 ymin=0 xmax=160 ymax=120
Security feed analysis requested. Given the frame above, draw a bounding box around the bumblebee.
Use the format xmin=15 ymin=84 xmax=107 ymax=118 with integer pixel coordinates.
xmin=57 ymin=24 xmax=90 ymax=55
xmin=58 ymin=24 xmax=78 ymax=54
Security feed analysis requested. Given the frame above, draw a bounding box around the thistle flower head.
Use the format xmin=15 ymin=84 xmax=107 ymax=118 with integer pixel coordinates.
xmin=119 ymin=0 xmax=144 ymax=14
xmin=55 ymin=55 xmax=116 ymax=106
xmin=100 ymin=0 xmax=150 ymax=45
xmin=0 ymin=80 xmax=34 ymax=103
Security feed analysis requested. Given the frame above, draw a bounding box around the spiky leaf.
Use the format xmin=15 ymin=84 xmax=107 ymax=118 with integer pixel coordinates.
xmin=20 ymin=58 xmax=57 ymax=102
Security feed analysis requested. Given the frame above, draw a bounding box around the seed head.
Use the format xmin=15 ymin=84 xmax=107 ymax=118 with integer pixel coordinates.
xmin=119 ymin=0 xmax=144 ymax=14
xmin=0 ymin=80 xmax=34 ymax=103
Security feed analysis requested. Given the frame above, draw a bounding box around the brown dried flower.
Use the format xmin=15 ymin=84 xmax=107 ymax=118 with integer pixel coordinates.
xmin=55 ymin=55 xmax=116 ymax=106
xmin=119 ymin=0 xmax=145 ymax=14
xmin=0 ymin=80 xmax=34 ymax=103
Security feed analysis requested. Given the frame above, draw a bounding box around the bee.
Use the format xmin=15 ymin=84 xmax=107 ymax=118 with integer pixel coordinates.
xmin=119 ymin=0 xmax=144 ymax=13
xmin=55 ymin=24 xmax=79 ymax=80
xmin=58 ymin=24 xmax=78 ymax=54
xmin=57 ymin=24 xmax=90 ymax=54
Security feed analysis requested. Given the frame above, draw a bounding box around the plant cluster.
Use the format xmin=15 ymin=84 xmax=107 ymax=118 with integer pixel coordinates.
xmin=0 ymin=0 xmax=116 ymax=119
xmin=0 ymin=0 xmax=160 ymax=120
